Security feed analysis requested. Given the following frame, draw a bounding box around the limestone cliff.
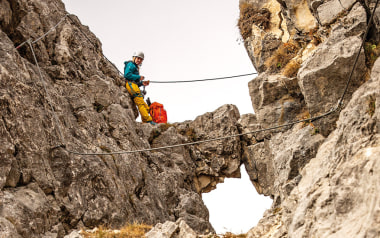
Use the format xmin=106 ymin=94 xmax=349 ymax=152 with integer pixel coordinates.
xmin=239 ymin=0 xmax=380 ymax=237
xmin=1 ymin=0 xmax=379 ymax=237
xmin=0 ymin=0 xmax=242 ymax=237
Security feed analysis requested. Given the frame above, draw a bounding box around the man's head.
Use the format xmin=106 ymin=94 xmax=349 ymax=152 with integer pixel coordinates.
xmin=133 ymin=51 xmax=144 ymax=65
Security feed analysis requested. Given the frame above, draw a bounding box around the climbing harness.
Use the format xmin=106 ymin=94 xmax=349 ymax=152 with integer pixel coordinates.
xmin=14 ymin=0 xmax=379 ymax=155
xmin=127 ymin=81 xmax=142 ymax=98
xmin=142 ymin=85 xmax=147 ymax=97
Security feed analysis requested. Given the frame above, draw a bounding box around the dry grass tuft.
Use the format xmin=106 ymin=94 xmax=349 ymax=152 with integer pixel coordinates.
xmin=183 ymin=127 xmax=197 ymax=141
xmin=177 ymin=126 xmax=197 ymax=141
xmin=222 ymin=232 xmax=247 ymax=238
xmin=265 ymin=40 xmax=300 ymax=74
xmin=364 ymin=41 xmax=380 ymax=67
xmin=159 ymin=123 xmax=174 ymax=132
xmin=298 ymin=110 xmax=321 ymax=135
xmin=81 ymin=223 xmax=152 ymax=238
xmin=238 ymin=3 xmax=271 ymax=39
xmin=119 ymin=223 xmax=152 ymax=237
xmin=367 ymin=95 xmax=376 ymax=117
xmin=205 ymin=233 xmax=247 ymax=238
xmin=299 ymin=110 xmax=314 ymax=129
xmin=282 ymin=58 xmax=302 ymax=78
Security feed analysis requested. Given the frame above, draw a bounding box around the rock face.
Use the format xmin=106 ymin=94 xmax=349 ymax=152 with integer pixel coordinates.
xmin=145 ymin=219 xmax=198 ymax=238
xmin=1 ymin=0 xmax=380 ymax=237
xmin=0 ymin=0 xmax=244 ymax=236
xmin=248 ymin=73 xmax=305 ymax=129
xmin=297 ymin=3 xmax=368 ymax=136
xmin=240 ymin=0 xmax=380 ymax=237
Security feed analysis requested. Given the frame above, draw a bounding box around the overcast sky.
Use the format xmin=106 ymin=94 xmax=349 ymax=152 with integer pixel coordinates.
xmin=62 ymin=0 xmax=272 ymax=234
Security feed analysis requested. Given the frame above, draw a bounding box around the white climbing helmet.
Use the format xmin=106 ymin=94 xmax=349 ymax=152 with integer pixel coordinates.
xmin=133 ymin=51 xmax=145 ymax=60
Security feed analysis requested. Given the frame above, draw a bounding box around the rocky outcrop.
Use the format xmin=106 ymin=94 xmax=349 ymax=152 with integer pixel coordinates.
xmin=0 ymin=0 xmax=244 ymax=237
xmin=267 ymin=57 xmax=380 ymax=238
xmin=245 ymin=66 xmax=380 ymax=236
xmin=240 ymin=0 xmax=380 ymax=237
xmin=180 ymin=104 xmax=242 ymax=193
xmin=1 ymin=0 xmax=380 ymax=237
xmin=297 ymin=3 xmax=368 ymax=136
xmin=145 ymin=219 xmax=198 ymax=238
xmin=248 ymin=73 xmax=305 ymax=129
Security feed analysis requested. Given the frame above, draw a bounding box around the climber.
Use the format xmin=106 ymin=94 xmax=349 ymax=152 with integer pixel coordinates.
xmin=124 ymin=51 xmax=156 ymax=125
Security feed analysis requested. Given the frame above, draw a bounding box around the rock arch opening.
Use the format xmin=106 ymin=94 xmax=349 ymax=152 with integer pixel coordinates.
xmin=202 ymin=165 xmax=272 ymax=234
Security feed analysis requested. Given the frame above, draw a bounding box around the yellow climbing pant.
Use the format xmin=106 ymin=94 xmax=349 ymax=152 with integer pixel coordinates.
xmin=126 ymin=82 xmax=153 ymax=123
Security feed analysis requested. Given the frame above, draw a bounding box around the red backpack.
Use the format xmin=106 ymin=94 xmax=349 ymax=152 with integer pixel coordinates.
xmin=149 ymin=102 xmax=167 ymax=123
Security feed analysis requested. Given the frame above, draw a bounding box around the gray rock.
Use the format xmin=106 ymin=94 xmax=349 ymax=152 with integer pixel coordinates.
xmin=244 ymin=140 xmax=275 ymax=196
xmin=298 ymin=3 xmax=368 ymax=136
xmin=317 ymin=0 xmax=357 ymax=25
xmin=239 ymin=0 xmax=283 ymax=73
xmin=0 ymin=0 xmax=244 ymax=236
xmin=246 ymin=208 xmax=284 ymax=238
xmin=243 ymin=124 xmax=325 ymax=200
xmin=2 ymin=0 xmax=379 ymax=237
xmin=284 ymin=57 xmax=380 ymax=237
xmin=177 ymin=219 xmax=198 ymax=238
xmin=0 ymin=185 xmax=58 ymax=237
xmin=0 ymin=217 xmax=22 ymax=238
xmin=246 ymin=48 xmax=380 ymax=238
xmin=146 ymin=221 xmax=178 ymax=238
xmin=63 ymin=230 xmax=83 ymax=238
xmin=181 ymin=104 xmax=242 ymax=193
xmin=248 ymin=73 xmax=305 ymax=129
xmin=279 ymin=0 xmax=318 ymax=35
xmin=145 ymin=219 xmax=197 ymax=238
xmin=243 ymin=0 xmax=379 ymax=237
xmin=238 ymin=113 xmax=270 ymax=145
xmin=175 ymin=192 xmax=213 ymax=234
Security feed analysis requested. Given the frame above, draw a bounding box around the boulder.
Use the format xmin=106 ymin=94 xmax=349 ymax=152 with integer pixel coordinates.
xmin=63 ymin=230 xmax=82 ymax=238
xmin=243 ymin=123 xmax=325 ymax=200
xmin=248 ymin=73 xmax=305 ymax=129
xmin=145 ymin=219 xmax=197 ymax=238
xmin=316 ymin=0 xmax=357 ymax=25
xmin=297 ymin=3 xmax=368 ymax=136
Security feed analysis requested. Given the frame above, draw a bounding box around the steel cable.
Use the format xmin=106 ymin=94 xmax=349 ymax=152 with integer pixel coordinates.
xmin=338 ymin=0 xmax=380 ymax=104
xmin=63 ymin=109 xmax=334 ymax=156
xmin=149 ymin=73 xmax=258 ymax=83
xmin=14 ymin=0 xmax=379 ymax=155
xmin=27 ymin=40 xmax=66 ymax=146
xmin=16 ymin=14 xmax=69 ymax=48
xmin=65 ymin=12 xmax=258 ymax=84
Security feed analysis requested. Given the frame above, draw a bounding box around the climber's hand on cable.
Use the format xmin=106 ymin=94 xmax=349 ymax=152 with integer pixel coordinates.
xmin=143 ymin=80 xmax=150 ymax=86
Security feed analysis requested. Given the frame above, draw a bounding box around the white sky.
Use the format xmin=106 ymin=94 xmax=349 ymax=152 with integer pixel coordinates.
xmin=62 ymin=0 xmax=272 ymax=234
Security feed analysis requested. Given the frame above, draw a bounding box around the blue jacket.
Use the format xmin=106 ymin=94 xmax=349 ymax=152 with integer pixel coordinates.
xmin=124 ymin=61 xmax=143 ymax=87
